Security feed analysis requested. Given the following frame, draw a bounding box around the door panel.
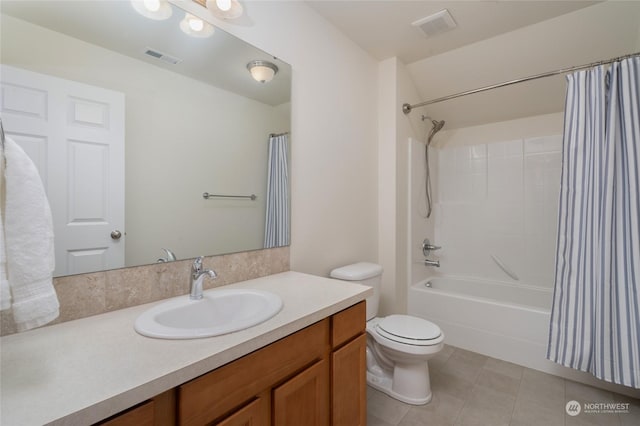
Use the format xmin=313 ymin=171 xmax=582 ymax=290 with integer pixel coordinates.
xmin=1 ymin=64 xmax=125 ymax=276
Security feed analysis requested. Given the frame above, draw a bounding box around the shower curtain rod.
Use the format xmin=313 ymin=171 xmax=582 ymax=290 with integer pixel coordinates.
xmin=402 ymin=51 xmax=640 ymax=114
xmin=269 ymin=132 xmax=289 ymax=138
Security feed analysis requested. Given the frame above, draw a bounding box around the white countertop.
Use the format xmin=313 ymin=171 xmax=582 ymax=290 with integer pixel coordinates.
xmin=0 ymin=271 xmax=371 ymax=426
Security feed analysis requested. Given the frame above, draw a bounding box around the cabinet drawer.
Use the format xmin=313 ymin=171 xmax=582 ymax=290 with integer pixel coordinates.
xmin=331 ymin=301 xmax=365 ymax=349
xmin=98 ymin=400 xmax=154 ymax=426
xmin=178 ymin=319 xmax=330 ymax=426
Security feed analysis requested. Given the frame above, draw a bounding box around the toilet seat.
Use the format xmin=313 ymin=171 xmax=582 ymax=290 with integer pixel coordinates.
xmin=375 ymin=315 xmax=442 ymax=346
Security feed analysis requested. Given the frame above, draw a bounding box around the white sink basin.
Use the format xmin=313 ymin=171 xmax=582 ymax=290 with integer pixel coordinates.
xmin=134 ymin=288 xmax=283 ymax=339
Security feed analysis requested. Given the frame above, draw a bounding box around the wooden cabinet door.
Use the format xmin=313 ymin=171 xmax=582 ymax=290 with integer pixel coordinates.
xmin=273 ymin=359 xmax=329 ymax=426
xmin=215 ymin=397 xmax=267 ymax=426
xmin=332 ymin=334 xmax=366 ymax=426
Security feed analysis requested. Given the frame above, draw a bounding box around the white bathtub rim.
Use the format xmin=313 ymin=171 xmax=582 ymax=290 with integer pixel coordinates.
xmin=417 ymin=274 xmax=554 ymax=293
xmin=412 ymin=277 xmax=551 ymax=314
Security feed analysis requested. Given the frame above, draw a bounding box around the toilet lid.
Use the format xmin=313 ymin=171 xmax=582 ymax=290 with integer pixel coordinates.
xmin=376 ymin=315 xmax=441 ymax=343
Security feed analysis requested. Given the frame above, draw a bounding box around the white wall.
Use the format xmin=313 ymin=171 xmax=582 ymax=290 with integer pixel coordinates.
xmin=181 ymin=1 xmax=380 ymax=276
xmin=1 ymin=14 xmax=289 ymax=266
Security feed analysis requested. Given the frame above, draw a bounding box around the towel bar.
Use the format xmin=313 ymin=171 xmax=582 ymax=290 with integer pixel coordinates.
xmin=203 ymin=192 xmax=257 ymax=201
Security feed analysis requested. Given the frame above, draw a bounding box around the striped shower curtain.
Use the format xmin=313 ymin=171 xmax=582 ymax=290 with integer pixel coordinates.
xmin=547 ymin=57 xmax=640 ymax=388
xmin=264 ymin=134 xmax=290 ymax=248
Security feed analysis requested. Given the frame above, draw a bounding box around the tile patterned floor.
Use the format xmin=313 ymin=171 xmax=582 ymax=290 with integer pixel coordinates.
xmin=367 ymin=345 xmax=640 ymax=426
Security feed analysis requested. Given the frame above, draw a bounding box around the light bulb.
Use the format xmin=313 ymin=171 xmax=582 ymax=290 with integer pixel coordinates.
xmin=180 ymin=13 xmax=215 ymax=37
xmin=216 ymin=0 xmax=232 ymax=11
xmin=188 ymin=17 xmax=204 ymax=32
xmin=206 ymin=0 xmax=243 ymax=19
xmin=143 ymin=0 xmax=160 ymax=12
xmin=131 ymin=0 xmax=172 ymax=20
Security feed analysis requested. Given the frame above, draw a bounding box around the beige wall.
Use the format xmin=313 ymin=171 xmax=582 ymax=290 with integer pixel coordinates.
xmin=376 ymin=58 xmax=397 ymax=315
xmin=1 ymin=14 xmax=290 ymax=267
xmin=183 ymin=1 xmax=380 ymax=277
xmin=377 ymin=57 xmax=429 ymax=315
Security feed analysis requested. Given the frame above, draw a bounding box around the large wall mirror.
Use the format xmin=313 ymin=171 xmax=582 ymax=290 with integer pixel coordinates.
xmin=0 ymin=0 xmax=291 ymax=277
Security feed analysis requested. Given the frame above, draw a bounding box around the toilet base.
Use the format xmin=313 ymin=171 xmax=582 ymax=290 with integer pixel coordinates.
xmin=366 ymin=368 xmax=433 ymax=405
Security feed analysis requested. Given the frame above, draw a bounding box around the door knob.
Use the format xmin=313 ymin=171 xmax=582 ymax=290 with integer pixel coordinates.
xmin=110 ymin=230 xmax=122 ymax=240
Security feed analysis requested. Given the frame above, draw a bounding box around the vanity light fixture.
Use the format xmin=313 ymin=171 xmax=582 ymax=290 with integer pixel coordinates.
xmin=130 ymin=0 xmax=173 ymax=20
xmin=247 ymin=60 xmax=278 ymax=83
xmin=206 ymin=0 xmax=244 ymax=20
xmin=216 ymin=0 xmax=232 ymax=11
xmin=180 ymin=13 xmax=215 ymax=38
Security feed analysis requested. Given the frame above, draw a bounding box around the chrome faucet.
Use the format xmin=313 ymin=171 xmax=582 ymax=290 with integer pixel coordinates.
xmin=190 ymin=256 xmax=217 ymax=300
xmin=157 ymin=248 xmax=177 ymax=263
xmin=422 ymin=238 xmax=441 ymax=268
xmin=424 ymin=259 xmax=440 ymax=267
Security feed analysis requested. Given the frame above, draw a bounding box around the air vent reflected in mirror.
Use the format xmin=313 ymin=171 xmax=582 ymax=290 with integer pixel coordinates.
xmin=144 ymin=47 xmax=183 ymax=65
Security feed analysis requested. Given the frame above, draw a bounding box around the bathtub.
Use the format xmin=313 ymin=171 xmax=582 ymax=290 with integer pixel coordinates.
xmin=408 ymin=276 xmax=554 ymax=373
xmin=408 ymin=276 xmax=640 ymax=398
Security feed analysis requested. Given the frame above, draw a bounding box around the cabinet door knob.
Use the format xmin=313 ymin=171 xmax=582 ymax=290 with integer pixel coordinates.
xmin=111 ymin=230 xmax=122 ymax=240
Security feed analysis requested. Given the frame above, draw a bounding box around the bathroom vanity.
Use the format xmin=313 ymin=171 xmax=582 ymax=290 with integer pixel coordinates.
xmin=0 ymin=272 xmax=370 ymax=425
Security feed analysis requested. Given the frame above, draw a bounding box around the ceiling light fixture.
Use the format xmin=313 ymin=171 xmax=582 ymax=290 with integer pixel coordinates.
xmin=206 ymin=0 xmax=243 ymax=20
xmin=247 ymin=60 xmax=279 ymax=83
xmin=180 ymin=13 xmax=215 ymax=38
xmin=130 ymin=0 xmax=172 ymax=20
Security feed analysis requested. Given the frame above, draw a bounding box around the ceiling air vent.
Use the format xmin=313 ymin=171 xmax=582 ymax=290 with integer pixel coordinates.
xmin=143 ymin=47 xmax=183 ymax=65
xmin=412 ymin=9 xmax=457 ymax=38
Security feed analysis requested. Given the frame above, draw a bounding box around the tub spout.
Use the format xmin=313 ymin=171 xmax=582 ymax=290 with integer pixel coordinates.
xmin=424 ymin=259 xmax=440 ymax=267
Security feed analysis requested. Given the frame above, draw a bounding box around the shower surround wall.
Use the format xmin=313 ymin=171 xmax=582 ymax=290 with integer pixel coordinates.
xmin=435 ymin=134 xmax=562 ymax=288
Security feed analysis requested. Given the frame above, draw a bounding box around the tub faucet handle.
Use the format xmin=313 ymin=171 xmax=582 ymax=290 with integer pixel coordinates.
xmin=422 ymin=238 xmax=441 ymax=257
xmin=422 ymin=238 xmax=441 ymax=251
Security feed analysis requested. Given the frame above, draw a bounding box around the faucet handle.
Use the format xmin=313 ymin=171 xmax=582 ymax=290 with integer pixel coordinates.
xmin=192 ymin=256 xmax=204 ymax=272
xmin=422 ymin=238 xmax=441 ymax=257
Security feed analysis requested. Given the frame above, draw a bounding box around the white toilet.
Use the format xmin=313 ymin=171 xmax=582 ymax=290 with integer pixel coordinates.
xmin=330 ymin=262 xmax=444 ymax=405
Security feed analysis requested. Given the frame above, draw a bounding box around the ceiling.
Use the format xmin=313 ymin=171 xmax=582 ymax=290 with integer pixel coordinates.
xmin=306 ymin=1 xmax=600 ymax=64
xmin=307 ymin=0 xmax=640 ymax=129
xmin=1 ymin=0 xmax=291 ymax=106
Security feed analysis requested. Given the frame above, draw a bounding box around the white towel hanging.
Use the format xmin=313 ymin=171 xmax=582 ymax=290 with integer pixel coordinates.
xmin=1 ymin=136 xmax=59 ymax=331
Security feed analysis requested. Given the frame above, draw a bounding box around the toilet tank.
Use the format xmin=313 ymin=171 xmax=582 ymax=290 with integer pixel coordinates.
xmin=330 ymin=262 xmax=382 ymax=321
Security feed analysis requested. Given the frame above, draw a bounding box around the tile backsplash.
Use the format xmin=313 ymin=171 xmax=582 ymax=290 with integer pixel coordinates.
xmin=0 ymin=246 xmax=289 ymax=336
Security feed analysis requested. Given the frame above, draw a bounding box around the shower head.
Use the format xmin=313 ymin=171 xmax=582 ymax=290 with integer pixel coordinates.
xmin=423 ymin=116 xmax=445 ymax=145
xmin=432 ymin=120 xmax=445 ymax=133
xmin=421 ymin=115 xmax=446 ymax=131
